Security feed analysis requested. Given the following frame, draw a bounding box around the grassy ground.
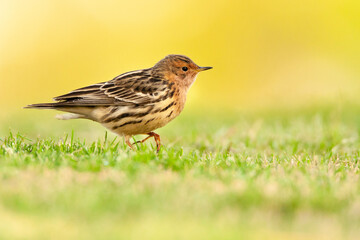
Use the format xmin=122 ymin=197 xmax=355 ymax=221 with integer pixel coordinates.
xmin=0 ymin=105 xmax=360 ymax=239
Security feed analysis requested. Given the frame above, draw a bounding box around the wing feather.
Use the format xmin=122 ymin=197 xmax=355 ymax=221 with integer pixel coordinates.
xmin=52 ymin=69 xmax=171 ymax=106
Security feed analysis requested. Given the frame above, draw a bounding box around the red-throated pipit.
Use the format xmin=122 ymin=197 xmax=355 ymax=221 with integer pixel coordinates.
xmin=25 ymin=55 xmax=212 ymax=152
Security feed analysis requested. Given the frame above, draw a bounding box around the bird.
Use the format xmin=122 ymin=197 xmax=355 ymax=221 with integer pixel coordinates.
xmin=25 ymin=54 xmax=212 ymax=152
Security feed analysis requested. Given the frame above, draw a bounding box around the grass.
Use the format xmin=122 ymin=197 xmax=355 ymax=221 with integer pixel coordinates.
xmin=0 ymin=105 xmax=360 ymax=239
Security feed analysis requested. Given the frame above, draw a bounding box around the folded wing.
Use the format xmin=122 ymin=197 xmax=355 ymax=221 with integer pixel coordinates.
xmin=52 ymin=69 xmax=172 ymax=107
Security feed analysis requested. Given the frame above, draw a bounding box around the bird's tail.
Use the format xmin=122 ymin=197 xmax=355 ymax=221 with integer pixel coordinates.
xmin=24 ymin=103 xmax=59 ymax=109
xmin=24 ymin=103 xmax=91 ymax=120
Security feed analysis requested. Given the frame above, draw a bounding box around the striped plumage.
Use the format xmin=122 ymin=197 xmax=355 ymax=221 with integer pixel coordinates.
xmin=26 ymin=54 xmax=212 ymax=151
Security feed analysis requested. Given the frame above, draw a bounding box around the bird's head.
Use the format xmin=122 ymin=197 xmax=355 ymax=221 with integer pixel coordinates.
xmin=152 ymin=54 xmax=212 ymax=89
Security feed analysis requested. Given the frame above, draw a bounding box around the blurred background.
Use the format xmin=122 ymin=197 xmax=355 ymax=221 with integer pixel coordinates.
xmin=1 ymin=2 xmax=360 ymax=239
xmin=1 ymin=0 xmax=360 ymax=115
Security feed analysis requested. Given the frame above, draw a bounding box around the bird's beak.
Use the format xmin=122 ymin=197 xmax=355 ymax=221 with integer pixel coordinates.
xmin=197 ymin=66 xmax=213 ymax=72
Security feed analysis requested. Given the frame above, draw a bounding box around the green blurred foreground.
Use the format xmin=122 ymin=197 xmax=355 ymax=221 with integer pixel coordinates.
xmin=0 ymin=106 xmax=360 ymax=239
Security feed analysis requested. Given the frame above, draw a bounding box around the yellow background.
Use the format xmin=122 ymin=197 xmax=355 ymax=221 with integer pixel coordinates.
xmin=1 ymin=0 xmax=360 ymax=112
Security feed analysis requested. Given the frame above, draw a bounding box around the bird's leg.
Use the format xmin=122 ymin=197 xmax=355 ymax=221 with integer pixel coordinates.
xmin=152 ymin=132 xmax=161 ymax=153
xmin=134 ymin=132 xmax=161 ymax=152
xmin=134 ymin=135 xmax=153 ymax=144
xmin=124 ymin=135 xmax=135 ymax=150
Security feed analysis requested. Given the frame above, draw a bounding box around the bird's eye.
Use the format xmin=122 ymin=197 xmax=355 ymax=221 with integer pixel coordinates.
xmin=182 ymin=66 xmax=188 ymax=71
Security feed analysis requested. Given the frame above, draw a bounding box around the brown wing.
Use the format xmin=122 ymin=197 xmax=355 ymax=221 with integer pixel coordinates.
xmin=53 ymin=69 xmax=172 ymax=106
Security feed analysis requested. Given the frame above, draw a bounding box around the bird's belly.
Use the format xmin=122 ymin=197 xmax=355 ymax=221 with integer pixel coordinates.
xmin=109 ymin=111 xmax=177 ymax=135
xmin=94 ymin=102 xmax=180 ymax=136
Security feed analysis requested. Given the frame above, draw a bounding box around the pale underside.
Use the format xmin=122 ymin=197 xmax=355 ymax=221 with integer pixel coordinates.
xmin=94 ymin=97 xmax=179 ymax=136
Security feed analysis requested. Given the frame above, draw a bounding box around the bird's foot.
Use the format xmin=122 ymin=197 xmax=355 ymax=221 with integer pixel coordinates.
xmin=124 ymin=135 xmax=135 ymax=150
xmin=133 ymin=132 xmax=161 ymax=152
